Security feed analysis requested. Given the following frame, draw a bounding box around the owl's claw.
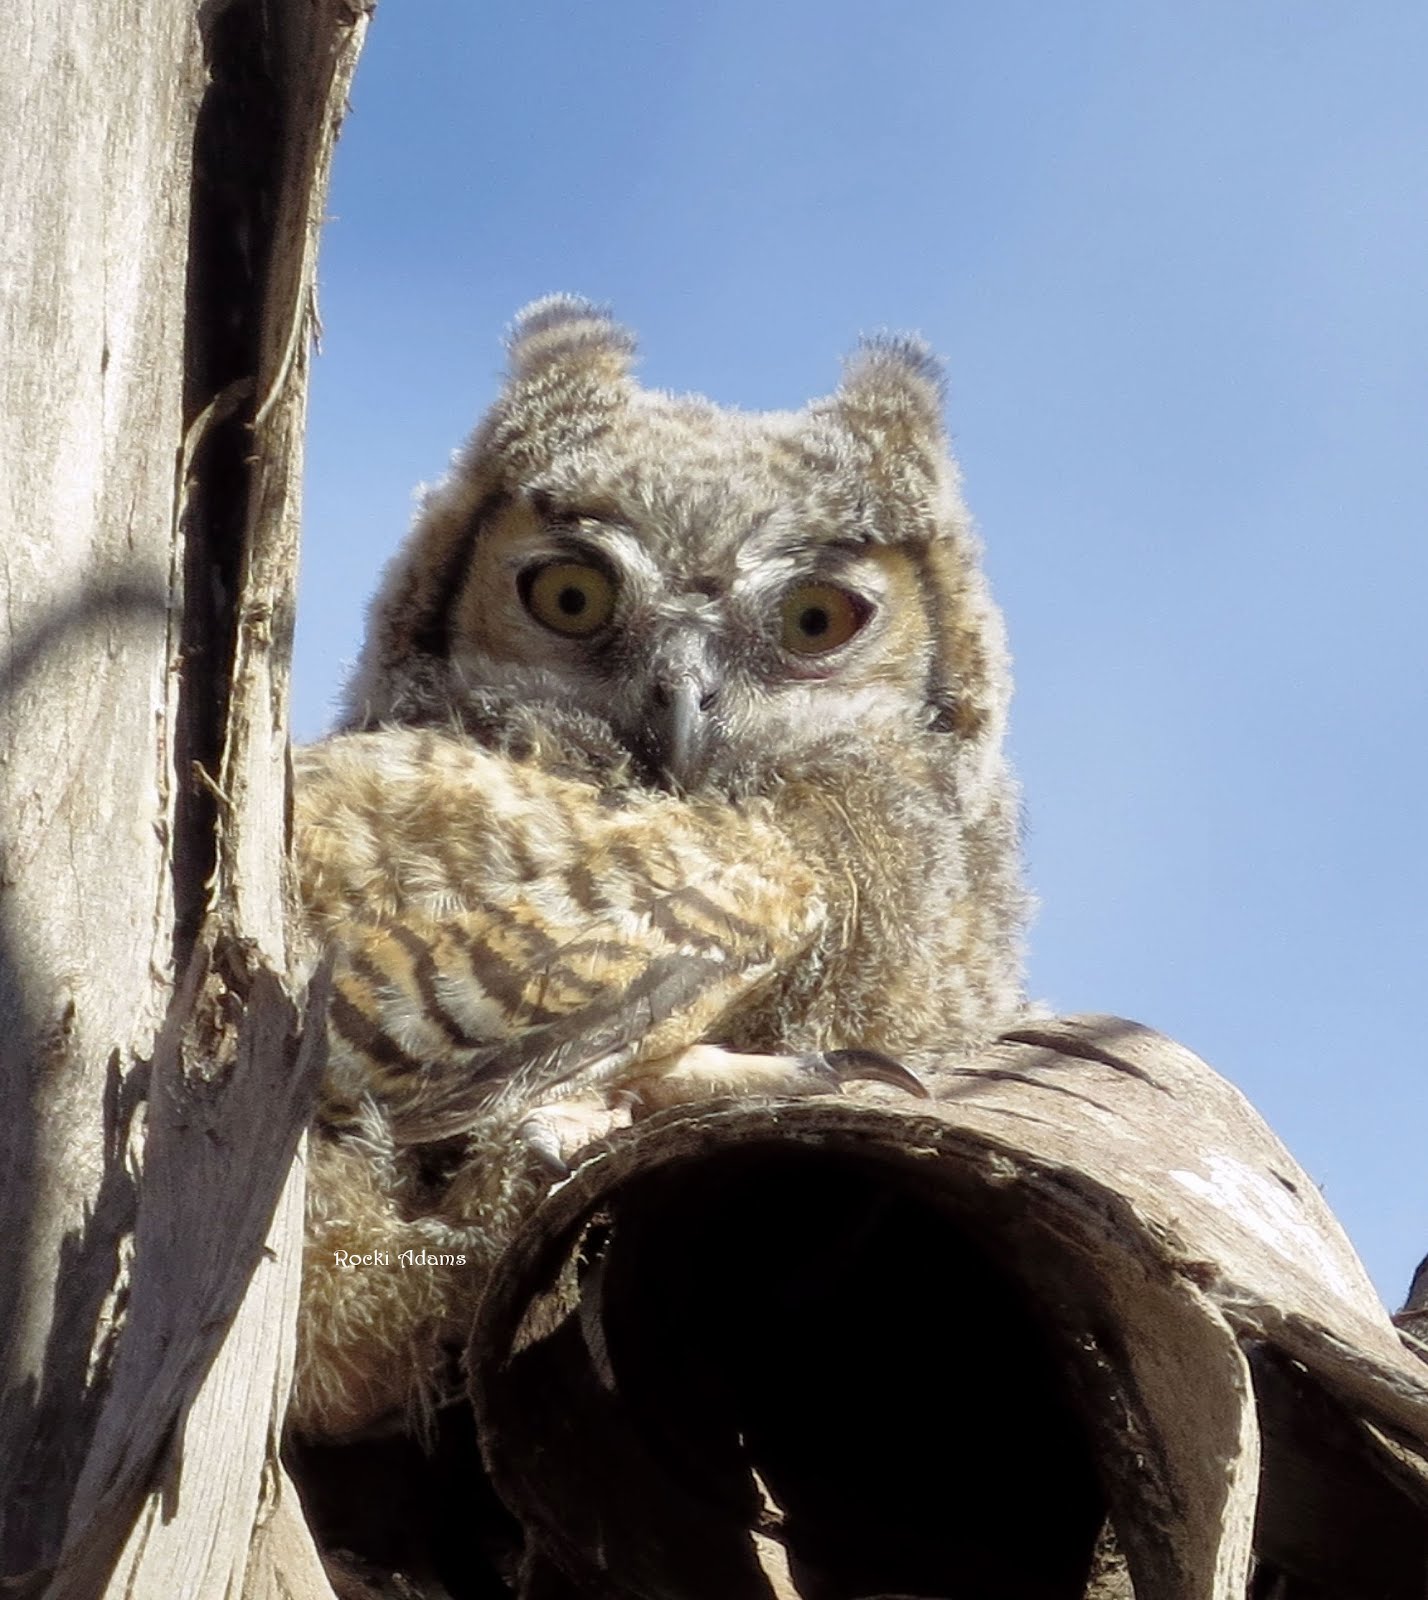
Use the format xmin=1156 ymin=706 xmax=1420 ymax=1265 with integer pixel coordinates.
xmin=809 ymin=1048 xmax=930 ymax=1099
xmin=518 ymin=1095 xmax=637 ymax=1178
xmin=519 ymin=1118 xmax=572 ymax=1179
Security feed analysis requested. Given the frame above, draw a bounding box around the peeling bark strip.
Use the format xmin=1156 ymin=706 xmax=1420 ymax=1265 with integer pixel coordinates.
xmin=0 ymin=1 xmax=368 ymax=1596
xmin=471 ymin=1017 xmax=1428 ymax=1600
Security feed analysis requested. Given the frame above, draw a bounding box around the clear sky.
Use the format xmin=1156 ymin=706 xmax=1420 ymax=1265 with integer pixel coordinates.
xmin=295 ymin=2 xmax=1427 ymax=1302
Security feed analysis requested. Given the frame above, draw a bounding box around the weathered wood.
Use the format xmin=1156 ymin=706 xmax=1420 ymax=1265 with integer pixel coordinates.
xmin=1394 ymin=1253 xmax=1428 ymax=1362
xmin=470 ymin=1016 xmax=1428 ymax=1599
xmin=0 ymin=3 xmax=203 ymax=1565
xmin=0 ymin=0 xmax=369 ymax=1593
xmin=240 ymin=1462 xmax=346 ymax=1600
xmin=44 ymin=969 xmax=330 ymax=1599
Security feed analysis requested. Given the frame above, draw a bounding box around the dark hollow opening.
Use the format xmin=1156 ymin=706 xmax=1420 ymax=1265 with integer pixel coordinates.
xmin=487 ymin=1141 xmax=1108 ymax=1599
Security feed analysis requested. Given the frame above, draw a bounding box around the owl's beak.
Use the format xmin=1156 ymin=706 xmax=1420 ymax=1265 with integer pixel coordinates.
xmin=641 ymin=672 xmax=717 ymax=791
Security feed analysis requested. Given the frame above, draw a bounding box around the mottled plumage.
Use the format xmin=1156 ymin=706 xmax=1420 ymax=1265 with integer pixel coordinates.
xmin=291 ymin=298 xmax=1026 ymax=1438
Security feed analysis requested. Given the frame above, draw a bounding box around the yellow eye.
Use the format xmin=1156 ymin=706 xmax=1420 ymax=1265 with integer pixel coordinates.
xmin=522 ymin=562 xmax=616 ymax=636
xmin=780 ymin=583 xmax=869 ymax=655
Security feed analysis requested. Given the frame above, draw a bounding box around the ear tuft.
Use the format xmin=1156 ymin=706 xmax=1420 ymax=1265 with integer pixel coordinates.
xmin=506 ymin=295 xmax=638 ymax=382
xmin=838 ymin=333 xmax=948 ymax=442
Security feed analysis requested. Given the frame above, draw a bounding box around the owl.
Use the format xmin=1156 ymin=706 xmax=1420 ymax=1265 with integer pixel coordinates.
xmin=290 ymin=297 xmax=1026 ymax=1441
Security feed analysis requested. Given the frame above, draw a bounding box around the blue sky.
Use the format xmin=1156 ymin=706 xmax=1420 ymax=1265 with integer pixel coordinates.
xmin=296 ymin=2 xmax=1427 ymax=1301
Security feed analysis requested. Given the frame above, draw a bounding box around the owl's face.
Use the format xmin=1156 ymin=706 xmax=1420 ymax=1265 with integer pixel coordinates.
xmin=443 ymin=449 xmax=940 ymax=793
xmin=347 ymin=299 xmax=1010 ymax=797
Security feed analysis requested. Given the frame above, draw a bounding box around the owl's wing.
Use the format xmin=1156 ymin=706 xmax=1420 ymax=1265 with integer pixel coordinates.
xmin=320 ymin=861 xmax=827 ymax=1147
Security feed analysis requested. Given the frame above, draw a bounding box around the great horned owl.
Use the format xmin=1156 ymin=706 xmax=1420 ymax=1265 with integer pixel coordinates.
xmin=290 ymin=297 xmax=1025 ymax=1440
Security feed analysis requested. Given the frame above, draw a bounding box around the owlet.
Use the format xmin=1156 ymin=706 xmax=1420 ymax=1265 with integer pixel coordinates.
xmin=290 ymin=297 xmax=1026 ymax=1439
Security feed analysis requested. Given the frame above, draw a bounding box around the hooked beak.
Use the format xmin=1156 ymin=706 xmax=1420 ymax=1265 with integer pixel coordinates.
xmin=639 ymin=673 xmax=718 ymax=791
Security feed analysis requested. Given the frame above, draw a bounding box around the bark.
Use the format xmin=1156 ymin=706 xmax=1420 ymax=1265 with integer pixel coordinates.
xmin=0 ymin=1 xmax=369 ymax=1594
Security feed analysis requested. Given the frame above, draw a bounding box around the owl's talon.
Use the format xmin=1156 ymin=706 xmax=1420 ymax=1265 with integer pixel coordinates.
xmin=518 ymin=1118 xmax=572 ymax=1178
xmin=518 ymin=1096 xmax=636 ymax=1177
xmin=813 ymin=1048 xmax=930 ymax=1099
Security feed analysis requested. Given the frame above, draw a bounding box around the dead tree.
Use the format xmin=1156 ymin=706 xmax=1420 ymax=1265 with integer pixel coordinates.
xmin=0 ymin=2 xmax=369 ymax=1594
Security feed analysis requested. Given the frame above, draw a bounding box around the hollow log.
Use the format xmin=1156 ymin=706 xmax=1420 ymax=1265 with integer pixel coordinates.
xmin=471 ymin=1016 xmax=1428 ymax=1599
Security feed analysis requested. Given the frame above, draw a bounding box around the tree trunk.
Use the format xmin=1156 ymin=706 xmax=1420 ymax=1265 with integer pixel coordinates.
xmin=0 ymin=2 xmax=370 ymax=1594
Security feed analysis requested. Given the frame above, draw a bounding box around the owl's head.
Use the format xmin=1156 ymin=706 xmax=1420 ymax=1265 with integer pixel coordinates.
xmin=344 ymin=297 xmax=1010 ymax=798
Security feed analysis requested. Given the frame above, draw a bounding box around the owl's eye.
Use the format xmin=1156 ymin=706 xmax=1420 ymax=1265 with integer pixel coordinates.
xmin=521 ymin=562 xmax=616 ymax=636
xmin=779 ymin=583 xmax=870 ymax=655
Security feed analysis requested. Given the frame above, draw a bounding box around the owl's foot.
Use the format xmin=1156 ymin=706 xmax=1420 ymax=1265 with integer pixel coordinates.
xmin=629 ymin=1042 xmax=926 ymax=1113
xmin=518 ymin=1093 xmax=636 ymax=1177
xmin=520 ymin=1050 xmax=926 ymax=1175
